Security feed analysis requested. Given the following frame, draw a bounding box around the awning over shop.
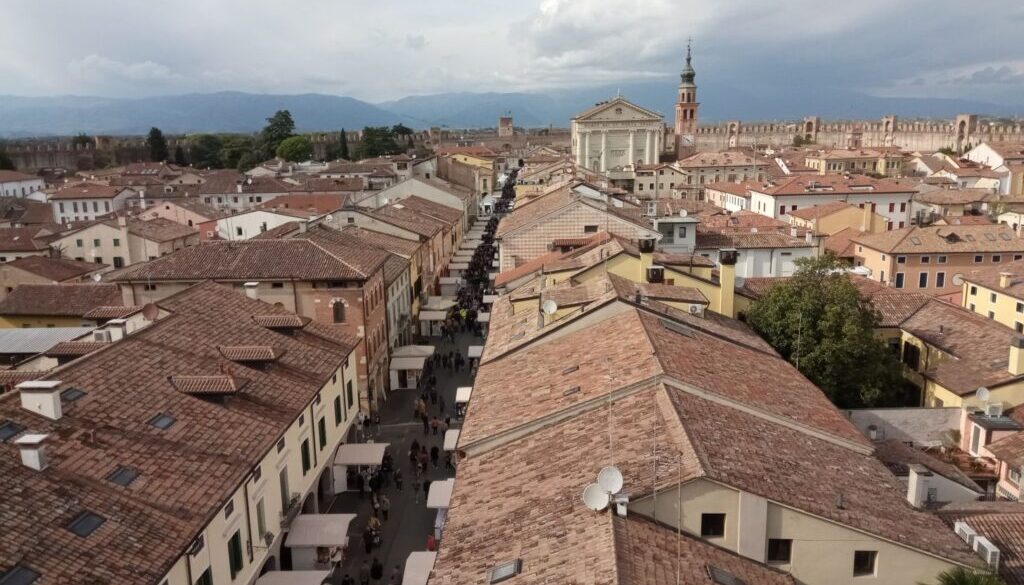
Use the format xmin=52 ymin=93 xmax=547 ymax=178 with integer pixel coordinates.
xmin=443 ymin=429 xmax=460 ymax=451
xmin=419 ymin=311 xmax=448 ymax=322
xmin=423 ymin=296 xmax=457 ymax=311
xmin=482 ymin=294 xmax=499 ymax=304
xmin=427 ymin=478 xmax=455 ymax=509
xmin=284 ymin=514 xmax=357 ymax=548
xmin=403 ymin=551 xmax=438 ymax=585
xmin=390 ymin=345 xmax=435 ymax=371
xmin=391 ymin=356 xmax=429 ymax=371
xmin=450 ymin=262 xmax=469 ymax=271
xmin=334 ymin=443 xmax=389 ymax=466
xmin=439 ymin=276 xmax=462 ymax=285
xmin=477 ymin=313 xmax=491 ymax=323
xmin=455 ymin=386 xmax=472 ymax=403
xmin=467 ymin=346 xmax=484 ymax=359
xmin=256 ymin=571 xmax=331 ymax=585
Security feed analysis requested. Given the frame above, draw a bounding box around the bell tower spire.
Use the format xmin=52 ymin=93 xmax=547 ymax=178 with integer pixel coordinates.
xmin=674 ymin=38 xmax=699 ymax=159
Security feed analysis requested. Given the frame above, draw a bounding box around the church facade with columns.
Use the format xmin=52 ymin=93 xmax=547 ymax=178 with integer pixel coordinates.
xmin=570 ymin=97 xmax=666 ymax=172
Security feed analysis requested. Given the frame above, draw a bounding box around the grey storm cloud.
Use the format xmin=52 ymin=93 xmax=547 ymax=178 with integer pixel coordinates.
xmin=0 ymin=0 xmax=1021 ymax=103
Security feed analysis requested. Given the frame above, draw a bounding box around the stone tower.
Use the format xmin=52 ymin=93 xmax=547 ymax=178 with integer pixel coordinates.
xmin=674 ymin=40 xmax=699 ymax=159
xmin=498 ymin=113 xmax=514 ymax=138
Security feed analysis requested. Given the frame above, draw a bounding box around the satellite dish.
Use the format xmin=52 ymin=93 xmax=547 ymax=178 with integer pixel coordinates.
xmin=91 ymin=273 xmax=103 ymax=282
xmin=678 ymin=209 xmax=688 ymax=218
xmin=325 ymin=214 xmax=334 ymax=222
xmin=582 ymin=483 xmax=610 ymax=511
xmin=141 ymin=303 xmax=160 ymax=321
xmin=978 ymin=387 xmax=991 ymax=402
xmin=541 ymin=299 xmax=559 ymax=315
xmin=597 ymin=466 xmax=624 ymax=494
xmin=952 ymin=274 xmax=965 ymax=286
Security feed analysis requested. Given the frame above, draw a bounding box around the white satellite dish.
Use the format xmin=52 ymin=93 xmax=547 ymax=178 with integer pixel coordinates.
xmin=541 ymin=299 xmax=559 ymax=315
xmin=597 ymin=466 xmax=624 ymax=494
xmin=977 ymin=387 xmax=991 ymax=402
xmin=678 ymin=209 xmax=688 ymax=218
xmin=582 ymin=483 xmax=610 ymax=511
xmin=325 ymin=214 xmax=334 ymax=222
xmin=91 ymin=273 xmax=103 ymax=282
xmin=952 ymin=274 xmax=964 ymax=286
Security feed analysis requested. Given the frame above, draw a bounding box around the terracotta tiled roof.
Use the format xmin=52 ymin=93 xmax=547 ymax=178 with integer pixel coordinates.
xmin=367 ymin=205 xmax=442 ymax=238
xmin=852 ymin=224 xmax=1024 ymax=254
xmin=109 ymin=239 xmax=385 ymax=282
xmin=258 ymin=193 xmax=350 ymax=214
xmin=937 ymin=502 xmax=1024 ymax=584
xmin=0 ymin=226 xmax=51 ymax=251
xmin=49 ymin=183 xmax=128 ymax=200
xmin=914 ymin=188 xmax=993 ymax=205
xmin=217 ymin=345 xmax=281 ymax=362
xmin=496 ymin=186 xmax=575 ymax=237
xmin=751 ymin=175 xmax=918 ymax=197
xmin=44 ymin=340 xmax=109 ymax=357
xmin=297 ymin=177 xmax=364 ymax=192
xmin=0 ymin=282 xmax=356 ymax=585
xmin=696 ymin=231 xmax=812 ymax=250
xmin=168 ymin=374 xmax=249 ymax=395
xmin=984 ymin=431 xmax=1024 ymax=469
xmin=249 ymin=221 xmax=300 ymax=240
xmin=337 ymin=226 xmax=420 ymax=257
xmin=0 ymin=197 xmax=53 ymax=226
xmin=609 ymin=277 xmax=708 ymax=304
xmin=252 ymin=314 xmax=309 ymax=328
xmin=675 ymin=151 xmax=766 ymax=168
xmin=939 ymin=215 xmax=994 ymax=226
xmin=824 ymin=226 xmax=863 ymax=258
xmin=0 ymin=170 xmax=39 ymax=182
xmin=872 ymin=439 xmax=983 ymax=494
xmin=3 ymin=256 xmax=103 ymax=281
xmin=963 ymin=259 xmax=1024 ymax=299
xmin=392 ymin=196 xmax=462 ymax=226
xmin=0 ymin=283 xmax=122 ymax=317
xmin=125 ymin=217 xmax=197 ymax=242
xmin=786 ymin=200 xmax=855 ymax=220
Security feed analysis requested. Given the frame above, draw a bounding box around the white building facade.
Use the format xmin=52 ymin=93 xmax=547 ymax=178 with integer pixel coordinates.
xmin=571 ymin=97 xmax=665 ymax=172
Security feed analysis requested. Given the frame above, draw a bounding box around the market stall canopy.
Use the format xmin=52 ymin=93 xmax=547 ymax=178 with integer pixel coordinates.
xmin=443 ymin=429 xmax=460 ymax=451
xmin=423 ymin=296 xmax=457 ymax=311
xmin=438 ymin=276 xmax=462 ymax=285
xmin=403 ymin=551 xmax=438 ymax=585
xmin=427 ymin=478 xmax=455 ymax=509
xmin=284 ymin=514 xmax=357 ymax=548
xmin=482 ymin=295 xmax=499 ymax=304
xmin=256 ymin=571 xmax=331 ymax=585
xmin=419 ymin=311 xmax=448 ymax=322
xmin=390 ymin=345 xmax=436 ymax=371
xmin=334 ymin=443 xmax=389 ymax=466
xmin=450 ymin=262 xmax=470 ymax=271
xmin=477 ymin=312 xmax=491 ymax=323
xmin=467 ymin=346 xmax=484 ymax=359
xmin=455 ymin=386 xmax=472 ymax=404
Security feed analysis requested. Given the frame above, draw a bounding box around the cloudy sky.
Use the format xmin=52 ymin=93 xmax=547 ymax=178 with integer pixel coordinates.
xmin=3 ymin=0 xmax=1024 ymax=106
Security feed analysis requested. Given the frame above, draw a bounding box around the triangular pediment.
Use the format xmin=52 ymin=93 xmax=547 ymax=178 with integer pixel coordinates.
xmin=574 ymin=97 xmax=663 ymax=122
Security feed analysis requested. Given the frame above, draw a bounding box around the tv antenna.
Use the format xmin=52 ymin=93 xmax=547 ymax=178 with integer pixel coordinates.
xmin=581 ymin=465 xmax=627 ymax=513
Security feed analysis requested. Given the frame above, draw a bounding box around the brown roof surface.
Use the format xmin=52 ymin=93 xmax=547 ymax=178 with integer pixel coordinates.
xmin=938 ymin=502 xmax=1024 ymax=584
xmin=367 ymin=205 xmax=443 ymax=238
xmin=0 ymin=197 xmax=53 ymax=226
xmin=392 ymin=196 xmax=462 ymax=226
xmin=248 ymin=221 xmax=300 ymax=240
xmin=258 ymin=193 xmax=350 ymax=214
xmin=872 ymin=439 xmax=983 ymax=493
xmin=699 ymin=210 xmax=797 ymax=234
xmin=914 ymin=188 xmax=994 ymax=206
xmin=752 ymin=175 xmax=918 ymax=197
xmin=676 ymin=151 xmax=766 ymax=168
xmin=337 ymin=226 xmax=421 ymax=257
xmin=985 ymin=430 xmax=1024 ymax=469
xmin=652 ymin=252 xmax=716 ymax=268
xmin=0 ymin=170 xmax=39 ymax=182
xmin=0 ymin=281 xmax=356 ymax=585
xmin=0 ymin=283 xmax=122 ymax=317
xmin=0 ymin=226 xmax=51 ymax=252
xmin=297 ymin=177 xmax=364 ymax=192
xmin=786 ymin=200 xmax=855 ymax=220
xmin=696 ymin=231 xmax=813 ymax=250
xmin=852 ymin=224 xmax=1024 ymax=254
xmin=80 ymin=306 xmax=142 ymax=320
xmin=963 ymin=259 xmax=1024 ymax=299
xmin=126 ymin=217 xmax=197 ymax=242
xmin=4 ymin=256 xmax=103 ymax=281
xmin=50 ymin=183 xmax=128 ymax=200
xmin=610 ymin=278 xmax=708 ymax=304
xmin=900 ymin=299 xmax=1023 ymax=395
xmin=44 ymin=340 xmax=109 ymax=357
xmin=217 ymin=345 xmax=281 ymax=362
xmin=496 ymin=186 xmax=575 ymax=237
xmin=109 ymin=238 xmax=386 ymax=282
xmin=824 ymin=226 xmax=863 ymax=258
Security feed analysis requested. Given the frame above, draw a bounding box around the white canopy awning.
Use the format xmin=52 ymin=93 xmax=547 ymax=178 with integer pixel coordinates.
xmin=477 ymin=313 xmax=491 ymax=323
xmin=450 ymin=262 xmax=469 ymax=270
xmin=391 ymin=356 xmax=429 ymax=371
xmin=423 ymin=296 xmax=457 ymax=311
xmin=393 ymin=345 xmax=436 ymax=358
xmin=419 ymin=310 xmax=448 ymax=321
xmin=487 ymin=272 xmax=498 ymax=282
xmin=285 ymin=514 xmax=356 ymax=547
xmin=427 ymin=478 xmax=455 ymax=509
xmin=468 ymin=346 xmax=484 ymax=359
xmin=334 ymin=443 xmax=389 ymax=466
xmin=439 ymin=276 xmax=462 ymax=285
xmin=444 ymin=429 xmax=460 ymax=451
xmin=459 ymin=242 xmax=478 ymax=250
xmin=482 ymin=294 xmax=499 ymax=304
xmin=403 ymin=551 xmax=438 ymax=585
xmin=455 ymin=386 xmax=472 ymax=403
xmin=256 ymin=571 xmax=331 ymax=585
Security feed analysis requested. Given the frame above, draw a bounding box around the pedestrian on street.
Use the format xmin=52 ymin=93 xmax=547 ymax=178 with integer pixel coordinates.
xmin=355 ymin=472 xmax=365 ymax=498
xmin=431 ymin=445 xmax=439 ymax=468
xmin=439 ymin=418 xmax=449 ymax=434
xmin=412 ymin=479 xmax=421 ymax=503
xmin=360 ymin=561 xmax=371 ymax=585
xmin=431 ymin=417 xmax=440 ymax=435
xmin=421 ymin=412 xmax=429 ymax=435
xmin=390 ymin=565 xmax=402 ymax=585
xmin=427 ymin=533 xmax=437 ymax=551
xmin=380 ymin=494 xmax=390 ymax=520
xmin=423 ymin=479 xmax=431 ymax=498
xmin=393 ymin=468 xmax=403 ymax=491
xmin=446 ymin=452 xmax=455 ymax=472
xmin=368 ymin=516 xmax=382 ymax=532
xmin=363 ymin=529 xmax=374 ymax=555
xmin=371 ymin=558 xmax=384 ymax=582
xmin=371 ymin=492 xmax=380 ymax=517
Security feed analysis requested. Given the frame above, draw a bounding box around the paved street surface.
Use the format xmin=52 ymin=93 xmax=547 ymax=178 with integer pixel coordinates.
xmin=326 ymin=329 xmax=482 ymax=583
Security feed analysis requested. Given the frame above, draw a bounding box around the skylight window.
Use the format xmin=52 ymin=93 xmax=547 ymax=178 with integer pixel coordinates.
xmin=660 ymin=318 xmax=694 ymax=337
xmin=0 ymin=421 xmax=25 ymax=442
xmin=67 ymin=511 xmax=105 ymax=537
xmin=148 ymin=413 xmax=176 ymax=430
xmin=561 ymin=365 xmax=579 ymax=375
xmin=60 ymin=388 xmax=86 ymax=402
xmin=0 ymin=566 xmax=40 ymax=585
xmin=707 ymin=566 xmax=747 ymax=585
xmin=107 ymin=466 xmax=139 ymax=487
xmin=562 ymin=386 xmax=581 ymax=396
xmin=488 ymin=560 xmax=522 ymax=584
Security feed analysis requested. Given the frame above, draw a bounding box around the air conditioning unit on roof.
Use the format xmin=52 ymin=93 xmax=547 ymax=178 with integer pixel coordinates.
xmin=954 ymin=521 xmax=977 ymax=547
xmin=974 ymin=536 xmax=1001 ymax=570
xmin=986 ymin=402 xmax=1005 ymax=417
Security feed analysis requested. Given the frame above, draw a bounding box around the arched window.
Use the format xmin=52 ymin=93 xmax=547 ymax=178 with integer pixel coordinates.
xmin=332 ymin=301 xmax=345 ymax=323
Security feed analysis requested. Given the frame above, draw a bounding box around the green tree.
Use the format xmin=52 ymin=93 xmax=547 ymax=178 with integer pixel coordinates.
xmin=276 ymin=135 xmax=313 ymax=162
xmin=189 ymin=134 xmax=224 ymax=169
xmin=391 ymin=123 xmax=413 ymax=137
xmin=938 ymin=147 xmax=956 ymax=156
xmin=354 ymin=126 xmax=401 ymax=159
xmin=219 ymin=135 xmax=256 ymax=169
xmin=339 ymin=129 xmax=350 ymax=159
xmin=0 ymin=151 xmax=14 ymax=170
xmin=261 ymin=110 xmax=296 ymax=157
xmin=406 ymin=135 xmax=415 ymax=151
xmin=747 ymin=253 xmax=907 ymax=408
xmin=236 ymin=151 xmax=262 ymax=173
xmin=146 ymin=127 xmax=169 ymax=162
xmin=793 ymin=134 xmax=808 ymax=147
xmin=929 ymin=567 xmax=1004 ymax=585
xmin=173 ymin=145 xmax=187 ymax=166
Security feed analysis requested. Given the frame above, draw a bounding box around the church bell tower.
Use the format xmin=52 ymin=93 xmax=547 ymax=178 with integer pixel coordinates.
xmin=674 ymin=40 xmax=699 ymax=159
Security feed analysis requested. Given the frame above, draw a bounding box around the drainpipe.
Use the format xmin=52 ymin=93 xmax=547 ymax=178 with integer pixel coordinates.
xmin=243 ymin=480 xmax=254 ymax=562
xmin=310 ymin=402 xmax=319 ymax=470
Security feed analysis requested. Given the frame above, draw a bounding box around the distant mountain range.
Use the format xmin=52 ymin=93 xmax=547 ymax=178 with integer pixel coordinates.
xmin=1 ymin=82 xmax=1021 ymax=137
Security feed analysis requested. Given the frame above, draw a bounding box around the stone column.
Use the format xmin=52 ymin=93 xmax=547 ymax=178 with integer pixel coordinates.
xmin=654 ymin=130 xmax=661 ymax=164
xmin=582 ymin=132 xmax=591 ymax=169
xmin=645 ymin=131 xmax=653 ymax=165
xmin=622 ymin=131 xmax=630 ymax=168
xmin=600 ymin=131 xmax=608 ymax=172
xmin=576 ymin=128 xmax=584 ymax=166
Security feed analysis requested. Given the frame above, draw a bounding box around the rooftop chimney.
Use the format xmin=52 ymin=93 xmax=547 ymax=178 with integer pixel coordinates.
xmin=244 ymin=282 xmax=259 ymax=300
xmin=299 ymin=220 xmax=309 ymax=234
xmin=906 ymin=464 xmax=934 ymax=508
xmin=15 ymin=434 xmax=49 ymax=471
xmin=718 ymin=249 xmax=739 ymax=318
xmin=1011 ymin=336 xmax=1024 ymax=376
xmin=1000 ymin=272 xmax=1014 ymax=288
xmin=17 ymin=380 xmax=63 ymax=420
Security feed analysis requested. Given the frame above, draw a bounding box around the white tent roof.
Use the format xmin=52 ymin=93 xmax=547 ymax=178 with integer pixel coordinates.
xmin=450 ymin=262 xmax=469 ymax=270
xmin=393 ymin=345 xmax=436 ymax=358
xmin=256 ymin=571 xmax=331 ymax=585
xmin=482 ymin=294 xmax=499 ymax=304
xmin=487 ymin=272 xmax=498 ymax=281
xmin=439 ymin=276 xmax=462 ymax=285
xmin=403 ymin=551 xmax=438 ymax=585
xmin=477 ymin=312 xmax=491 ymax=323
xmin=419 ymin=310 xmax=448 ymax=321
xmin=284 ymin=514 xmax=356 ymax=547
xmin=455 ymin=386 xmax=472 ymax=403
xmin=444 ymin=429 xmax=460 ymax=451
xmin=423 ymin=297 xmax=457 ymax=311
xmin=467 ymin=345 xmax=484 ymax=359
xmin=334 ymin=443 xmax=389 ymax=466
xmin=427 ymin=478 xmax=455 ymax=509
xmin=391 ymin=356 xmax=429 ymax=371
